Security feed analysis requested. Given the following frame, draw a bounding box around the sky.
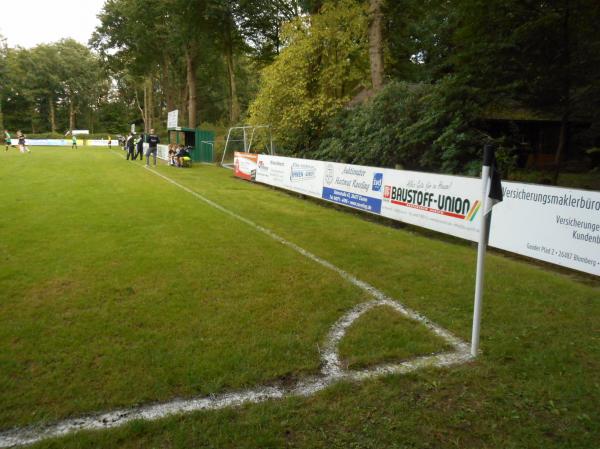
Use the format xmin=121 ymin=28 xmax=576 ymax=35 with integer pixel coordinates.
xmin=0 ymin=0 xmax=106 ymax=48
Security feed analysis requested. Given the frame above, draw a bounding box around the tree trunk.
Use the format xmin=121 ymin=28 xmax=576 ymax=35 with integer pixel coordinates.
xmin=225 ymin=26 xmax=240 ymax=124
xmin=164 ymin=57 xmax=175 ymax=113
xmin=146 ymin=77 xmax=154 ymax=131
xmin=309 ymin=1 xmax=323 ymax=14
xmin=186 ymin=46 xmax=197 ymax=128
xmin=134 ymin=88 xmax=146 ymax=130
xmin=368 ymin=0 xmax=385 ymax=91
xmin=69 ymin=100 xmax=76 ymax=131
xmin=143 ymin=82 xmax=148 ymax=132
xmin=552 ymin=0 xmax=571 ymax=184
xmin=180 ymin=84 xmax=189 ymax=125
xmin=49 ymin=97 xmax=57 ymax=133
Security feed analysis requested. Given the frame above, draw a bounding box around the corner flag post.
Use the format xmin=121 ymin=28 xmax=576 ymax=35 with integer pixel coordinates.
xmin=471 ymin=144 xmax=502 ymax=357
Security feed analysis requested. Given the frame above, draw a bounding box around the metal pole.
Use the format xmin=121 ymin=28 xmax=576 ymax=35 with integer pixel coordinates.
xmin=471 ymin=159 xmax=491 ymax=357
xmin=248 ymin=127 xmax=256 ymax=152
xmin=221 ymin=128 xmax=233 ymax=166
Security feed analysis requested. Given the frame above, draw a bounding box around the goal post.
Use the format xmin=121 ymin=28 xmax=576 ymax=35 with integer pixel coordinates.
xmin=221 ymin=125 xmax=274 ymax=168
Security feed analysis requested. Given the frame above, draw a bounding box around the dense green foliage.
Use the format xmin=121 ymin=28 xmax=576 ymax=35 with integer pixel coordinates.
xmin=249 ymin=0 xmax=370 ymax=153
xmin=248 ymin=0 xmax=600 ymax=174
xmin=0 ymin=39 xmax=104 ymax=133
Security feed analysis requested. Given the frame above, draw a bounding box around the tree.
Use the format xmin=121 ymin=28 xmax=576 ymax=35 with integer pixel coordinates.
xmin=249 ymin=0 xmax=370 ymax=153
xmin=367 ymin=0 xmax=384 ymax=90
xmin=54 ymin=39 xmax=101 ymax=131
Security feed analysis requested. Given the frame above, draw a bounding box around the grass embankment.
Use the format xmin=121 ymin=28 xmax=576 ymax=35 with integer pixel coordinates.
xmin=0 ymin=147 xmax=598 ymax=448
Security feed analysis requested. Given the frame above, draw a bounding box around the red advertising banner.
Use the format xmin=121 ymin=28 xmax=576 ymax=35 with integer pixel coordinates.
xmin=234 ymin=152 xmax=258 ymax=181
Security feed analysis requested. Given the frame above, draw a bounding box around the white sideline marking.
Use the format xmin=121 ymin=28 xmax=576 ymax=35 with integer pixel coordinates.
xmin=0 ymin=162 xmax=472 ymax=448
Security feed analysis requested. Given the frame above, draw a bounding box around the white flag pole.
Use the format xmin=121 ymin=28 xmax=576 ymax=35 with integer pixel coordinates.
xmin=471 ymin=148 xmax=492 ymax=357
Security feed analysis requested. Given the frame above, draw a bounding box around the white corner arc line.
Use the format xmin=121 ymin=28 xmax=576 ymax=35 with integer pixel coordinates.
xmin=0 ymin=161 xmax=472 ymax=448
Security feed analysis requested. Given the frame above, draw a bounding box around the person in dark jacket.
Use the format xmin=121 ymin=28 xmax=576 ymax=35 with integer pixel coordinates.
xmin=134 ymin=133 xmax=144 ymax=160
xmin=126 ymin=133 xmax=135 ymax=160
xmin=175 ymin=145 xmax=191 ymax=167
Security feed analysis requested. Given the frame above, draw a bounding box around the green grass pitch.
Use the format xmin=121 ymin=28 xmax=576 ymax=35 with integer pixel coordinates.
xmin=0 ymin=146 xmax=598 ymax=448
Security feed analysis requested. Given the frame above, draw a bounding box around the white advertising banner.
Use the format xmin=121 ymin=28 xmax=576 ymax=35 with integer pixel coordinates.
xmin=257 ymin=156 xmax=384 ymax=213
xmin=256 ymin=155 xmax=324 ymax=199
xmin=167 ymin=110 xmax=179 ymax=128
xmin=249 ymin=154 xmax=599 ymax=276
xmin=157 ymin=144 xmax=169 ymax=160
xmin=380 ymin=169 xmax=482 ymax=242
xmin=490 ymin=182 xmax=600 ymax=276
xmin=87 ymin=139 xmax=110 ymax=146
xmin=11 ymin=139 xmax=70 ymax=146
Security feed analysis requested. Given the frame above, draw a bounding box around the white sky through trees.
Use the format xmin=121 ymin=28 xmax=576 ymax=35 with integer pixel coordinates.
xmin=0 ymin=0 xmax=105 ymax=48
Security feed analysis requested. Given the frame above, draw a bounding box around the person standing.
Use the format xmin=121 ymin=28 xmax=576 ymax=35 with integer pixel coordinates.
xmin=134 ymin=133 xmax=144 ymax=160
xmin=71 ymin=134 xmax=78 ymax=149
xmin=108 ymin=135 xmax=112 ymax=150
xmin=145 ymin=129 xmax=160 ymax=167
xmin=17 ymin=131 xmax=30 ymax=153
xmin=126 ymin=133 xmax=135 ymax=160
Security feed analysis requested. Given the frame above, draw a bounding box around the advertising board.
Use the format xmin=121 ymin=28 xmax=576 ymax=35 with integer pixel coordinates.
xmin=156 ymin=144 xmax=169 ymax=160
xmin=167 ymin=110 xmax=179 ymax=128
xmin=490 ymin=182 xmax=600 ymax=276
xmin=87 ymin=140 xmax=109 ymax=146
xmin=321 ymin=162 xmax=384 ymax=214
xmin=240 ymin=154 xmax=599 ymax=276
xmin=11 ymin=139 xmax=70 ymax=146
xmin=255 ymin=155 xmax=324 ymax=199
xmin=380 ymin=169 xmax=482 ymax=242
xmin=234 ymin=152 xmax=258 ymax=181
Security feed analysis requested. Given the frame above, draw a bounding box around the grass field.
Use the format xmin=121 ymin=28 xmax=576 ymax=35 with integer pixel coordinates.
xmin=0 ymin=146 xmax=598 ymax=448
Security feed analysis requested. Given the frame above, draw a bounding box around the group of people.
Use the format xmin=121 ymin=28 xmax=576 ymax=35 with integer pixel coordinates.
xmin=3 ymin=128 xmax=193 ymax=168
xmin=4 ymin=130 xmax=30 ymax=153
xmin=124 ymin=129 xmax=160 ymax=167
xmin=121 ymin=130 xmax=192 ymax=167
xmin=167 ymin=144 xmax=192 ymax=167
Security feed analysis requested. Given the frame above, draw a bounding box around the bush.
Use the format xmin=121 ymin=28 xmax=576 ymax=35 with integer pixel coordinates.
xmin=312 ymin=79 xmax=517 ymax=176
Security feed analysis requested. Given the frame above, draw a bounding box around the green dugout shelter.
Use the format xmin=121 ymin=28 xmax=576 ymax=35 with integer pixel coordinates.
xmin=167 ymin=127 xmax=215 ymax=163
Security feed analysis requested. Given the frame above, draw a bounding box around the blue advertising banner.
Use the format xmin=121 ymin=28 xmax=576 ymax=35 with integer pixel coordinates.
xmin=322 ymin=187 xmax=382 ymax=213
xmin=321 ymin=162 xmax=383 ymax=214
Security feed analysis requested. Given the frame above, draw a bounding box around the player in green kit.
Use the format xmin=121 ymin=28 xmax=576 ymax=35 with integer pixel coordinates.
xmin=72 ymin=135 xmax=78 ymax=149
xmin=4 ymin=130 xmax=16 ymax=151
